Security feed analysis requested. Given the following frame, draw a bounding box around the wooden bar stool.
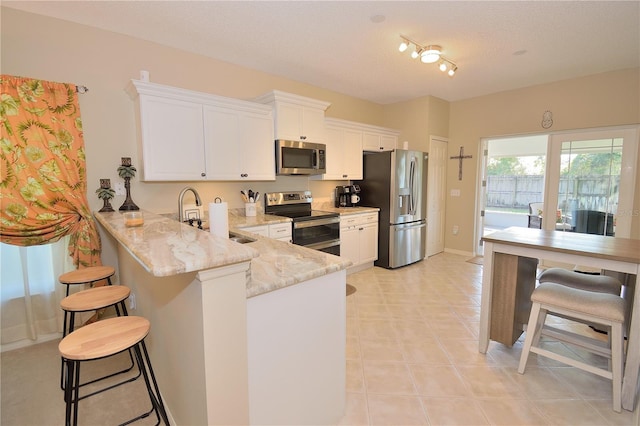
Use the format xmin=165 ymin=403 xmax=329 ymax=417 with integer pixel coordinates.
xmin=518 ymin=282 xmax=626 ymax=412
xmin=59 ymin=316 xmax=169 ymax=425
xmin=59 ymin=266 xmax=116 ymax=296
xmin=59 ymin=266 xmax=117 ymax=357
xmin=59 ymin=285 xmax=137 ymax=394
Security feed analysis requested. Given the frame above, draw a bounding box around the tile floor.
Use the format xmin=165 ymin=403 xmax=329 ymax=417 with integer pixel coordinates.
xmin=1 ymin=252 xmax=638 ymax=425
xmin=338 ymin=252 xmax=638 ymax=425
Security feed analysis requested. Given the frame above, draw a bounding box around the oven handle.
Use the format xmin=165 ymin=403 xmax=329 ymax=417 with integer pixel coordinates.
xmin=293 ymin=216 xmax=340 ymax=229
xmin=302 ymin=239 xmax=341 ymax=251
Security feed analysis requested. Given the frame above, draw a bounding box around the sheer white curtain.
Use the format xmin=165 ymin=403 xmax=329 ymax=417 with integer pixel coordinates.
xmin=0 ymin=236 xmax=74 ymax=351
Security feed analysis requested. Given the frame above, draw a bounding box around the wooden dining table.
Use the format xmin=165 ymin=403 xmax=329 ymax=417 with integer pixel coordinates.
xmin=479 ymin=227 xmax=640 ymax=411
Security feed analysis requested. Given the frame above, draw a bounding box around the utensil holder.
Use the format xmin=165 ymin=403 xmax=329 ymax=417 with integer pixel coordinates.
xmin=245 ymin=203 xmax=257 ymax=217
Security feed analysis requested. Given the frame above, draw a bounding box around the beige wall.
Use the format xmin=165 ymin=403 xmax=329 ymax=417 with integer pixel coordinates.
xmin=448 ymin=68 xmax=640 ymax=253
xmin=3 ymin=8 xmax=639 ymax=257
xmin=382 ymin=95 xmax=450 ymax=153
xmin=1 ymin=7 xmax=384 ymax=215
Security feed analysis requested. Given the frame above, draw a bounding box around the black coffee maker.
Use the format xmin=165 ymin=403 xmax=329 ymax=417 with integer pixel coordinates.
xmin=335 ymin=185 xmax=361 ymax=207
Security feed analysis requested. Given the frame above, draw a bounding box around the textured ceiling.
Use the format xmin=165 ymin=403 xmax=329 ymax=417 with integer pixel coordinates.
xmin=4 ymin=1 xmax=640 ymax=104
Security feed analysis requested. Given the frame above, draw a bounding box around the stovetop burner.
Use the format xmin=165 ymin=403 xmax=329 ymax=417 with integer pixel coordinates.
xmin=264 ymin=191 xmax=338 ymax=222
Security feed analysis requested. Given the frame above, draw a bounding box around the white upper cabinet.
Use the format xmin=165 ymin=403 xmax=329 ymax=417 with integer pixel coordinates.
xmin=363 ymin=131 xmax=398 ymax=152
xmin=204 ymin=105 xmax=275 ymax=180
xmin=314 ymin=118 xmax=400 ymax=181
xmin=254 ymin=90 xmax=330 ymax=143
xmin=127 ymin=80 xmax=274 ymax=181
xmin=313 ymin=118 xmax=363 ymax=181
xmin=136 ymin=95 xmax=207 ymax=181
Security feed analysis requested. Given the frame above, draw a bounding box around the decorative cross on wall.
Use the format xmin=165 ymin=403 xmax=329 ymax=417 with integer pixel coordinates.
xmin=450 ymin=146 xmax=473 ymax=181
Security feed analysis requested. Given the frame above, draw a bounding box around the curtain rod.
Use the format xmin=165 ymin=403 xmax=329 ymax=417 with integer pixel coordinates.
xmin=75 ymin=85 xmax=89 ymax=94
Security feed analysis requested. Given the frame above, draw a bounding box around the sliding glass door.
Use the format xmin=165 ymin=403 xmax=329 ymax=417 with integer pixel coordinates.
xmin=547 ymin=128 xmax=637 ymax=238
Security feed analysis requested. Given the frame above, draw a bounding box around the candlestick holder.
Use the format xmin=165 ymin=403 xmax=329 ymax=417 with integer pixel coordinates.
xmin=96 ymin=179 xmax=115 ymax=212
xmin=117 ymin=157 xmax=140 ymax=211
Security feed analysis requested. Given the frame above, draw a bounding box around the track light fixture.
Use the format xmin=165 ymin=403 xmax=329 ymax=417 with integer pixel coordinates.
xmin=398 ymin=36 xmax=458 ymax=77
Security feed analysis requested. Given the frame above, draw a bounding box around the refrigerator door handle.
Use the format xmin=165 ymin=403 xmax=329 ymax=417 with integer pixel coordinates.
xmin=408 ymin=156 xmax=417 ymax=215
xmin=393 ymin=220 xmax=427 ymax=231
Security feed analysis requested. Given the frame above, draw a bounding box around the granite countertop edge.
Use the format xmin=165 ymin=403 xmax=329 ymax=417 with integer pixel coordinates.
xmin=94 ymin=210 xmax=351 ymax=298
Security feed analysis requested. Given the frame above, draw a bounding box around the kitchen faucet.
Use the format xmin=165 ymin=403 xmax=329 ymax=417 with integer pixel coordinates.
xmin=178 ymin=187 xmax=202 ymax=223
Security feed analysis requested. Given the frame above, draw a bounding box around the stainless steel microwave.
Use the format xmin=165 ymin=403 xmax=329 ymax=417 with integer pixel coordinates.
xmin=275 ymin=140 xmax=326 ymax=175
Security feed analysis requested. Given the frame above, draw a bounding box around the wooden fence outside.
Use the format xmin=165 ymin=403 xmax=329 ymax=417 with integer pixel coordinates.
xmin=486 ymin=175 xmax=619 ymax=212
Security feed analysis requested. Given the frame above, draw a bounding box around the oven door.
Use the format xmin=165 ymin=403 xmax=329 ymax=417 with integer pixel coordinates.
xmin=304 ymin=239 xmax=340 ymax=256
xmin=293 ymin=216 xmax=340 ymax=254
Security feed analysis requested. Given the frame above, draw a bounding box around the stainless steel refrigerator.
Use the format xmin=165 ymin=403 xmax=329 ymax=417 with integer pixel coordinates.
xmin=355 ymin=149 xmax=428 ymax=269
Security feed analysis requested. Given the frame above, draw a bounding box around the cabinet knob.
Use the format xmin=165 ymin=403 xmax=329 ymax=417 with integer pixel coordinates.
xmin=201 ymin=172 xmax=206 ymax=177
xmin=300 ymin=136 xmax=307 ymax=140
xmin=240 ymin=173 xmax=248 ymax=178
xmin=379 ymin=147 xmax=384 ymax=150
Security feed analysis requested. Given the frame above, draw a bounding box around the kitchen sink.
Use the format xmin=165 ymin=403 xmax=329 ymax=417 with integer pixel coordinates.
xmin=228 ymin=233 xmax=256 ymax=244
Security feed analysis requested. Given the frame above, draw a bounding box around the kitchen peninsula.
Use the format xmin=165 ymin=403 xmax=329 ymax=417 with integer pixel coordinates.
xmin=94 ymin=209 xmax=351 ymax=425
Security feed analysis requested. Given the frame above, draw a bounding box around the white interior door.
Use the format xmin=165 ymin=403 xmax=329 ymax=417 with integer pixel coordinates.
xmin=427 ymin=137 xmax=447 ymax=257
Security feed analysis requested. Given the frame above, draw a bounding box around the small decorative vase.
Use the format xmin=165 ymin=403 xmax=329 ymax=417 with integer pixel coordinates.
xmin=117 ymin=157 xmax=140 ymax=211
xmin=100 ymin=198 xmax=115 ymax=213
xmin=119 ymin=176 xmax=140 ymax=211
xmin=97 ymin=179 xmax=115 ymax=213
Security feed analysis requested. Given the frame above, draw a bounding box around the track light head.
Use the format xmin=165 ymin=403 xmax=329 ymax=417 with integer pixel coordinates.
xmin=448 ymin=66 xmax=458 ymax=77
xmin=398 ymin=39 xmax=409 ymax=52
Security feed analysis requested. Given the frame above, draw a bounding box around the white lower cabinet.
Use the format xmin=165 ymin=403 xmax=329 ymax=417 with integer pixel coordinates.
xmin=268 ymin=222 xmax=293 ymax=243
xmin=340 ymin=212 xmax=378 ymax=270
xmin=239 ymin=223 xmax=292 ymax=242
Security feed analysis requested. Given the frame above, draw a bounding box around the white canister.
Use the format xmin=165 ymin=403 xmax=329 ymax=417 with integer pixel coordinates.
xmin=245 ymin=203 xmax=257 ymax=217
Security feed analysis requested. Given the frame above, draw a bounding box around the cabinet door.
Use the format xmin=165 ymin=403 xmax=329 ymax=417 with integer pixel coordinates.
xmin=340 ymin=226 xmax=360 ymax=264
xmin=269 ymin=223 xmax=292 ymax=242
xmin=363 ymin=132 xmax=396 ymax=152
xmin=319 ymin=126 xmax=346 ymax=180
xmin=380 ymin=135 xmax=397 ymax=151
xmin=274 ymin=103 xmax=325 ymax=142
xmin=203 ymin=105 xmax=241 ymax=180
xmin=301 ymin=107 xmax=326 ymax=143
xmin=274 ymin=103 xmax=303 ymax=141
xmin=343 ymin=129 xmax=363 ymax=180
xmin=359 ymin=222 xmax=379 ymax=263
xmin=139 ymin=96 xmax=206 ymax=180
xmin=239 ymin=112 xmax=275 ymax=180
xmin=240 ymin=225 xmax=269 ymax=237
xmin=204 ymin=106 xmax=275 ymax=181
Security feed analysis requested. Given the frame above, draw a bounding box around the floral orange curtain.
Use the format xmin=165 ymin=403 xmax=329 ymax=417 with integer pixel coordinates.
xmin=0 ymin=75 xmax=101 ymax=268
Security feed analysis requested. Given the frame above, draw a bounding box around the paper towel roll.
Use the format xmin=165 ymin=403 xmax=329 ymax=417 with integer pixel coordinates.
xmin=209 ymin=202 xmax=229 ymax=238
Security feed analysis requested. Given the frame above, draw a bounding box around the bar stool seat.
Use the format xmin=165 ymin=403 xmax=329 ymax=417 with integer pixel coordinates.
xmin=518 ymin=282 xmax=626 ymax=412
xmin=538 ymin=267 xmax=622 ymax=295
xmin=61 ymin=285 xmax=130 ymax=315
xmin=59 ymin=266 xmax=116 ymax=294
xmin=59 ymin=285 xmax=136 ymax=394
xmin=59 ymin=316 xmax=169 ymax=425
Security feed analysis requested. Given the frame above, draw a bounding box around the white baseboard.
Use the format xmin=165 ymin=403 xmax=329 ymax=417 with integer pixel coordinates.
xmin=1 ymin=332 xmax=62 ymax=353
xmin=443 ymin=248 xmax=475 ymax=258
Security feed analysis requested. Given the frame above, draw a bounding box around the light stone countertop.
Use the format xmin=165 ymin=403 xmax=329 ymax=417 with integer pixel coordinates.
xmin=314 ymin=205 xmax=380 ymax=216
xmin=94 ymin=210 xmax=351 ymax=298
